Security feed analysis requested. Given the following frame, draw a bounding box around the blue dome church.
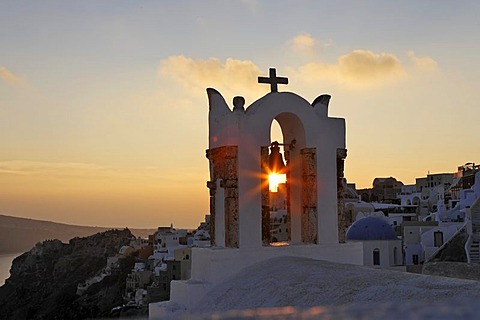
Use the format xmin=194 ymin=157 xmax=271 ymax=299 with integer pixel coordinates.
xmin=345 ymin=216 xmax=402 ymax=268
xmin=346 ymin=216 xmax=397 ymax=241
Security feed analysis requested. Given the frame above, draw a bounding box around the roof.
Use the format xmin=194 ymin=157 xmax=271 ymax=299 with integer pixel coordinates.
xmin=174 ymin=256 xmax=480 ymax=318
xmin=346 ymin=217 xmax=397 ymax=241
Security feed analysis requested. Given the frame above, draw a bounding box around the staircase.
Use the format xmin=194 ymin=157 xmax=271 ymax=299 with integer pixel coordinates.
xmin=468 ymin=197 xmax=480 ymax=263
xmin=469 ymin=235 xmax=480 ymax=263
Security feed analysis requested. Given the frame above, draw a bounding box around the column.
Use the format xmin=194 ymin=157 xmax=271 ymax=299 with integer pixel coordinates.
xmin=301 ymin=148 xmax=318 ymax=244
xmin=260 ymin=146 xmax=270 ymax=245
xmin=337 ymin=148 xmax=347 ymax=243
xmin=206 ymin=146 xmax=239 ymax=248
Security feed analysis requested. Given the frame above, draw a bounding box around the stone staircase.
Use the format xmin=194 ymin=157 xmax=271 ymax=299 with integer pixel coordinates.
xmin=468 ymin=197 xmax=480 ymax=263
xmin=469 ymin=235 xmax=480 ymax=263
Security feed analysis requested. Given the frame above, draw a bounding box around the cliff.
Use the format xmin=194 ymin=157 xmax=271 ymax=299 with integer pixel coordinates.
xmin=0 ymin=214 xmax=155 ymax=254
xmin=0 ymin=229 xmax=136 ymax=319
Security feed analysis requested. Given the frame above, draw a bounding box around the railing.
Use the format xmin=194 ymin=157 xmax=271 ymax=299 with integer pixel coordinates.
xmin=465 ymin=198 xmax=480 ymax=263
xmin=465 ymin=233 xmax=472 ymax=263
xmin=424 ymin=223 xmax=466 ymax=264
xmin=465 ymin=206 xmax=473 ymax=263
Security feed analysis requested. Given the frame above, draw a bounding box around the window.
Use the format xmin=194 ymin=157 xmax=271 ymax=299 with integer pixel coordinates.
xmin=413 ymin=254 xmax=419 ymax=265
xmin=434 ymin=231 xmax=444 ymax=247
xmin=373 ymin=248 xmax=380 ymax=266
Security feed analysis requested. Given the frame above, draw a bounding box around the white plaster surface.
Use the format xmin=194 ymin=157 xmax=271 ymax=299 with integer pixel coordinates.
xmin=150 ymin=256 xmax=480 ymax=319
xmin=150 ymin=243 xmax=363 ymax=316
xmin=359 ymin=239 xmax=402 ymax=268
xmin=189 ymin=243 xmax=363 ymax=285
xmin=208 ymin=89 xmax=345 ymax=247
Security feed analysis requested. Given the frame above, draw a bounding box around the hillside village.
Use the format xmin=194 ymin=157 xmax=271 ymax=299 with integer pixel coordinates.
xmin=81 ymin=161 xmax=478 ymax=313
xmin=343 ymin=162 xmax=479 ymax=269
xmin=72 ymin=217 xmax=211 ymax=312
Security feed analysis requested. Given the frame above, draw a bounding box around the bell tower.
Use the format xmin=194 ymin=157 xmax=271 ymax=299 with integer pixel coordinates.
xmin=206 ymin=68 xmax=347 ymax=248
xmin=149 ymin=68 xmax=360 ymax=317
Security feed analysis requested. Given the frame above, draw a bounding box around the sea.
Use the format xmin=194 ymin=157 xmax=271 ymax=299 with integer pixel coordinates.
xmin=0 ymin=253 xmax=20 ymax=286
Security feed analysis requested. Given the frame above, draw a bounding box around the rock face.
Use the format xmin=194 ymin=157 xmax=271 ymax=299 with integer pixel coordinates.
xmin=423 ymin=261 xmax=480 ymax=281
xmin=0 ymin=229 xmax=135 ymax=319
xmin=0 ymin=213 xmax=155 ymax=254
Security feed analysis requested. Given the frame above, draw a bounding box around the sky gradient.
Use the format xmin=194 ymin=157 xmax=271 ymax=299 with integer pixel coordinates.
xmin=1 ymin=1 xmax=479 ymax=228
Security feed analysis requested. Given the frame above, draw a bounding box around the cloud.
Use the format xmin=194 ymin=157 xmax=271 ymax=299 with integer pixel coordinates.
xmin=287 ymin=33 xmax=333 ymax=58
xmin=158 ymin=55 xmax=266 ymax=100
xmin=0 ymin=66 xmax=27 ymax=88
xmin=0 ymin=160 xmax=201 ymax=185
xmin=159 ymin=45 xmax=439 ymax=96
xmin=292 ymin=49 xmax=407 ymax=88
xmin=292 ymin=33 xmax=317 ymax=50
xmin=406 ymin=51 xmax=438 ymax=72
xmin=338 ymin=50 xmax=405 ymax=81
xmin=0 ymin=160 xmax=111 ymax=177
xmin=284 ymin=34 xmax=439 ymax=88
xmin=241 ymin=0 xmax=258 ymax=12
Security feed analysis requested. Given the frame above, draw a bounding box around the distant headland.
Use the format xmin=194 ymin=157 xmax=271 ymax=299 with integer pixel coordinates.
xmin=0 ymin=214 xmax=156 ymax=254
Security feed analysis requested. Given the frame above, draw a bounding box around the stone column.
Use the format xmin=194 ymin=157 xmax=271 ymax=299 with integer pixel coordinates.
xmin=301 ymin=148 xmax=318 ymax=244
xmin=206 ymin=146 xmax=239 ymax=248
xmin=284 ymin=150 xmax=291 ymax=241
xmin=260 ymin=146 xmax=270 ymax=245
xmin=337 ymin=148 xmax=347 ymax=243
xmin=206 ymin=180 xmax=216 ymax=246
xmin=222 ymin=178 xmax=238 ymax=248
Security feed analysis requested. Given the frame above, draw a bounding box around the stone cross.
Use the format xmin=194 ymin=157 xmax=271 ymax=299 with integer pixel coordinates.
xmin=258 ymin=68 xmax=288 ymax=92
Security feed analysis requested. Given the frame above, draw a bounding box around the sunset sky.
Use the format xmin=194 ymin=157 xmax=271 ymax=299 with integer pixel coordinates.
xmin=1 ymin=1 xmax=479 ymax=228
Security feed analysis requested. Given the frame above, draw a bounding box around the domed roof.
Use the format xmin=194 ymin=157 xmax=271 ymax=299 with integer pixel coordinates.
xmin=345 ymin=216 xmax=397 ymax=241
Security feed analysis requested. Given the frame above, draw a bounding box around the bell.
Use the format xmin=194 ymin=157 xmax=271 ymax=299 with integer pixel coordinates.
xmin=269 ymin=141 xmax=286 ymax=174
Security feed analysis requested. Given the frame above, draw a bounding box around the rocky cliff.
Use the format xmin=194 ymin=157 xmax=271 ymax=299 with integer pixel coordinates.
xmin=0 ymin=229 xmax=136 ymax=319
xmin=0 ymin=214 xmax=155 ymax=254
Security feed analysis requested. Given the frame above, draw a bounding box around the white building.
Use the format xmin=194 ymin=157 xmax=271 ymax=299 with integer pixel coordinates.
xmin=270 ymin=209 xmax=288 ymax=242
xmin=403 ymin=221 xmax=463 ymax=265
xmin=345 ymin=216 xmax=402 ymax=269
xmin=192 ymin=229 xmax=210 ymax=247
xmin=397 ymin=184 xmax=421 ymax=206
xmin=152 ymin=225 xmax=188 ymax=260
xmin=155 ymin=225 xmax=180 ymax=249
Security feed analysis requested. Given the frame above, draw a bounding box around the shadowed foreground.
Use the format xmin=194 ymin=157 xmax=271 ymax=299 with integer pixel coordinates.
xmin=156 ymin=256 xmax=480 ymax=319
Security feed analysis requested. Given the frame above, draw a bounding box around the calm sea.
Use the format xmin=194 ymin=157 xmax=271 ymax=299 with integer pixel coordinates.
xmin=0 ymin=253 xmax=20 ymax=286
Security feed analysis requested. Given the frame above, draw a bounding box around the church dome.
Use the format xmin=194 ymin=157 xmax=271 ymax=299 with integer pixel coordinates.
xmin=345 ymin=216 xmax=397 ymax=241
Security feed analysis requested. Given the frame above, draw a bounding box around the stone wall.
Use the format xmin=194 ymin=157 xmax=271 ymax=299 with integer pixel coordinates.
xmin=206 ymin=146 xmax=239 ymax=248
xmin=423 ymin=261 xmax=480 ymax=281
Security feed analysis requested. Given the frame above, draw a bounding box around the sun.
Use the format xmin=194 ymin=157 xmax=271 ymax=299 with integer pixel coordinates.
xmin=269 ymin=173 xmax=286 ymax=192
